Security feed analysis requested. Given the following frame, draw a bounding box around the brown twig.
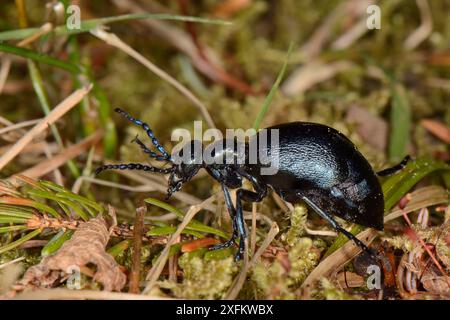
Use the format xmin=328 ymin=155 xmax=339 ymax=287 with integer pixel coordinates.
xmin=129 ymin=205 xmax=146 ymax=294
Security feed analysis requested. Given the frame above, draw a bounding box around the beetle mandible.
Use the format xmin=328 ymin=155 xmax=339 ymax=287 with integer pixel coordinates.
xmin=96 ymin=108 xmax=411 ymax=260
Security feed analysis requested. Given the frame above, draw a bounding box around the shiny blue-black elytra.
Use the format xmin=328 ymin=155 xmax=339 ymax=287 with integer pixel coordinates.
xmin=96 ymin=109 xmax=411 ymax=260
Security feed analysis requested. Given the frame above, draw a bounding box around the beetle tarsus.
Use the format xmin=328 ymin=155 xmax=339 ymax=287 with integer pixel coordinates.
xmin=377 ymin=155 xmax=411 ymax=176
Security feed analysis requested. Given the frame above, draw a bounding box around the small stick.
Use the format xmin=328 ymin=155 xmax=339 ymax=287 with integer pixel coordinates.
xmin=0 ymin=118 xmax=42 ymax=136
xmin=129 ymin=206 xmax=146 ymax=294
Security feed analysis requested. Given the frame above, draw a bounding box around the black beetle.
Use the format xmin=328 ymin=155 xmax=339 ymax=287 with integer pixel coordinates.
xmin=96 ymin=108 xmax=411 ymax=260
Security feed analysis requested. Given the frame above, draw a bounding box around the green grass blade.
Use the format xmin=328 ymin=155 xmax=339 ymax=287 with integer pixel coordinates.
xmin=186 ymin=221 xmax=229 ymax=239
xmin=0 ymin=197 xmax=60 ymax=219
xmin=107 ymin=239 xmax=131 ymax=258
xmin=0 ymin=225 xmax=28 ymax=234
xmin=27 ymin=60 xmax=80 ymax=178
xmin=146 ymin=226 xmax=204 ymax=238
xmin=145 ymin=198 xmax=229 ymax=239
xmin=0 ymin=217 xmax=28 ymax=224
xmin=252 ymin=42 xmax=293 ymax=131
xmin=41 ymin=229 xmax=74 ymax=256
xmin=0 ymin=229 xmax=42 ymax=255
xmin=144 ymin=198 xmax=184 ymax=219
xmin=56 ymin=192 xmax=104 ymax=216
xmin=0 ymin=13 xmax=231 ymax=41
xmin=27 ymin=188 xmax=72 ymax=217
xmin=39 ymin=180 xmax=104 ymax=215
xmin=0 ymin=43 xmax=80 ymax=73
xmin=388 ymin=83 xmax=411 ymax=163
xmin=0 ymin=205 xmax=35 ymax=219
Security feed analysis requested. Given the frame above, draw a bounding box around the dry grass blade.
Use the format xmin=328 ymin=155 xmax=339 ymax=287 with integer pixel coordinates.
xmin=0 ymin=57 xmax=11 ymax=94
xmin=0 ymin=85 xmax=92 ymax=171
xmin=90 ymin=27 xmax=216 ymax=129
xmin=142 ymin=195 xmax=217 ymax=294
xmin=384 ymin=186 xmax=448 ymax=223
xmin=0 ymin=118 xmax=42 ymax=136
xmin=6 ymin=130 xmax=103 ymax=184
xmin=281 ymin=60 xmax=354 ymax=96
xmin=12 ymin=288 xmax=174 ymax=300
xmin=404 ymin=0 xmax=433 ymax=50
xmin=0 ymin=257 xmax=25 ymax=270
xmin=71 ymin=176 xmax=157 ymax=194
xmin=298 ymin=1 xmax=347 ymax=59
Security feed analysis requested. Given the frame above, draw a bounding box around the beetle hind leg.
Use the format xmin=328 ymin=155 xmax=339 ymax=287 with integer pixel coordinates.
xmin=301 ymin=196 xmax=377 ymax=259
xmin=377 ymin=155 xmax=411 ymax=176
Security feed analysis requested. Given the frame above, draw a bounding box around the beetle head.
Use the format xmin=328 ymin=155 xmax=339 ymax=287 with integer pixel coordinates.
xmin=167 ymin=140 xmax=204 ymax=198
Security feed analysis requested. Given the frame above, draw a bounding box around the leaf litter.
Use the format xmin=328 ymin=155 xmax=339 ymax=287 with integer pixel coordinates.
xmin=12 ymin=206 xmax=126 ymax=293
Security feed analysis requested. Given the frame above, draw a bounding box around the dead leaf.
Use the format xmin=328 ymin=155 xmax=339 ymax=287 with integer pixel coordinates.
xmin=421 ymin=267 xmax=449 ymax=294
xmin=17 ymin=206 xmax=126 ymax=292
xmin=181 ymin=237 xmax=220 ymax=253
xmin=420 ymin=119 xmax=450 ymax=144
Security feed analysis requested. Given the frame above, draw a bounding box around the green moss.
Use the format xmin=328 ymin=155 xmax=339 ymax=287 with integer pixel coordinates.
xmin=158 ymin=253 xmax=237 ymax=299
xmin=281 ymin=203 xmax=308 ymax=246
xmin=251 ymin=238 xmax=320 ymax=299
xmin=318 ymin=278 xmax=359 ymax=300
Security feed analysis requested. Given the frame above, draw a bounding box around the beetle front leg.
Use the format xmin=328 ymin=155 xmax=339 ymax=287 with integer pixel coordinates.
xmin=234 ymin=185 xmax=267 ymax=260
xmin=209 ymin=184 xmax=240 ymax=253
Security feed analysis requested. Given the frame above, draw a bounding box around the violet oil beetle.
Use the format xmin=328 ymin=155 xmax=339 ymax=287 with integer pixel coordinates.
xmin=96 ymin=108 xmax=411 ymax=260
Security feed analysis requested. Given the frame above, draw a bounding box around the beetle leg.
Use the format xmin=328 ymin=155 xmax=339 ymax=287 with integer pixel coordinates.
xmin=95 ymin=163 xmax=172 ymax=175
xmin=115 ymin=108 xmax=171 ymax=160
xmin=209 ymin=184 xmax=240 ymax=252
xmin=301 ymin=196 xmax=377 ymax=259
xmin=132 ymin=135 xmax=169 ymax=162
xmin=234 ymin=183 xmax=268 ymax=260
xmin=377 ymin=155 xmax=411 ymax=176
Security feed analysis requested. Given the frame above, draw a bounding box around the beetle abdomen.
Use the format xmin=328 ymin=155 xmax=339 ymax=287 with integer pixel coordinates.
xmin=248 ymin=122 xmax=384 ymax=230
